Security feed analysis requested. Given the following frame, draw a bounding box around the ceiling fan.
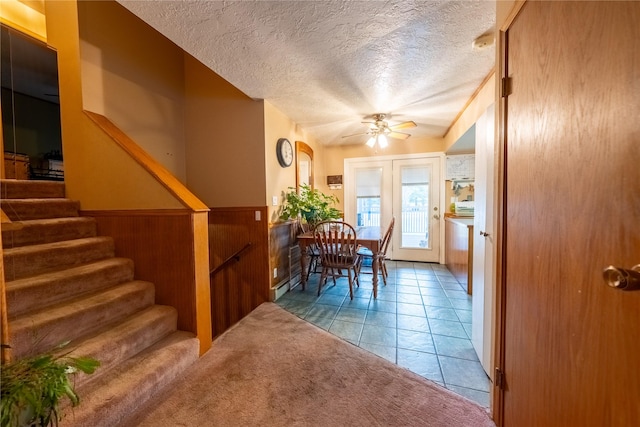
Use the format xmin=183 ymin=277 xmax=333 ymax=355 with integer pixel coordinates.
xmin=342 ymin=113 xmax=417 ymax=148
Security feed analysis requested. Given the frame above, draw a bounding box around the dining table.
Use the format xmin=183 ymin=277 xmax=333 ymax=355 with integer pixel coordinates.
xmin=297 ymin=225 xmax=383 ymax=299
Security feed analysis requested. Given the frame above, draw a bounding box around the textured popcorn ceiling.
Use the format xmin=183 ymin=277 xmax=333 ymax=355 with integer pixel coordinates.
xmin=117 ymin=0 xmax=495 ymax=146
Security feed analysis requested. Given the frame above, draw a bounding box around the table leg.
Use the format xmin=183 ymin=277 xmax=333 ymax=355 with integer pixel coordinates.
xmin=300 ymin=250 xmax=309 ymax=291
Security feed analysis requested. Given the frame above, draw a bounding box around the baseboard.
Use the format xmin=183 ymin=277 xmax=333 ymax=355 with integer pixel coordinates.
xmin=270 ymin=274 xmax=302 ymax=301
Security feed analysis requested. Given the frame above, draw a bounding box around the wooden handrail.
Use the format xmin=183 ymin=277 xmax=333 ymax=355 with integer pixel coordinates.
xmin=209 ymin=242 xmax=253 ymax=277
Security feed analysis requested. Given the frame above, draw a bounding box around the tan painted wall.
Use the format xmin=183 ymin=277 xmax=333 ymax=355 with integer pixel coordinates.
xmin=184 ymin=54 xmax=266 ymax=207
xmin=264 ymin=102 xmax=298 ymax=223
xmin=264 ymin=101 xmax=327 ymax=223
xmin=78 ymin=0 xmax=187 ymax=182
xmin=45 ymin=0 xmax=183 ymax=210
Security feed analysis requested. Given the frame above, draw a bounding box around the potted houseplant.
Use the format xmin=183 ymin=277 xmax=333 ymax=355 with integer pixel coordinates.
xmin=280 ymin=184 xmax=342 ymax=227
xmin=0 ymin=342 xmax=100 ymax=427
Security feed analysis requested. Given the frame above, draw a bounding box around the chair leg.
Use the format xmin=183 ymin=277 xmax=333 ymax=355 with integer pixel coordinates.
xmin=307 ymin=256 xmax=314 ymax=278
xmin=381 ymin=257 xmax=388 ymax=278
xmin=352 ymin=259 xmax=358 ymax=287
xmin=347 ymin=269 xmax=354 ymax=300
xmin=380 ymin=260 xmax=387 ymax=286
xmin=318 ymin=269 xmax=328 ymax=296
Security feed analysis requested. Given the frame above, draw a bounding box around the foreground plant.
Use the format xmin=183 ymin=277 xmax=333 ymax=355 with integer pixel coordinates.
xmin=0 ymin=343 xmax=100 ymax=427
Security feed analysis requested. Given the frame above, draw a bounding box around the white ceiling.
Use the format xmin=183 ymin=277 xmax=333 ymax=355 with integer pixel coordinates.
xmin=116 ymin=0 xmax=496 ymax=147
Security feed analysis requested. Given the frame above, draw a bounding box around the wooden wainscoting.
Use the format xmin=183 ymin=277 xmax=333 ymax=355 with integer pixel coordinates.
xmin=209 ymin=207 xmax=270 ymax=338
xmin=83 ymin=209 xmax=212 ymax=353
xmin=269 ymin=220 xmax=299 ymax=290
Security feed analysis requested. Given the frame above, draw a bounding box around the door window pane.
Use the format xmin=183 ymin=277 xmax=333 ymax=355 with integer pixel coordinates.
xmin=400 ymin=166 xmax=430 ymax=248
xmin=355 ymin=168 xmax=381 ymax=227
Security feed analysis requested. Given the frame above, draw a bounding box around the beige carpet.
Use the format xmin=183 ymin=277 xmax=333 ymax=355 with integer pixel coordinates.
xmin=124 ymin=303 xmax=495 ymax=427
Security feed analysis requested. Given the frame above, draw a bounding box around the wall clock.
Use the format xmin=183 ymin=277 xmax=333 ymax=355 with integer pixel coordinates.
xmin=276 ymin=138 xmax=293 ymax=168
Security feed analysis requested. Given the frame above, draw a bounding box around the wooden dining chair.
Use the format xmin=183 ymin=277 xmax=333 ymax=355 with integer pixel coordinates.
xmin=313 ymin=220 xmax=361 ymax=299
xmin=357 ymin=217 xmax=395 ymax=286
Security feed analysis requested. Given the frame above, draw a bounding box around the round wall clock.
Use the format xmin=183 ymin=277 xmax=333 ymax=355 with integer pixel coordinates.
xmin=276 ymin=138 xmax=294 ymax=167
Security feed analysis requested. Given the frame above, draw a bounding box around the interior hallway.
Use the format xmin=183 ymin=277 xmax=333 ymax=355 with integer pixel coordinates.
xmin=276 ymin=260 xmax=490 ymax=408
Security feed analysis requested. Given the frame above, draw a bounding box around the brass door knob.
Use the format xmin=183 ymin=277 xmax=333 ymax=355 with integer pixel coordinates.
xmin=602 ymin=265 xmax=640 ymax=290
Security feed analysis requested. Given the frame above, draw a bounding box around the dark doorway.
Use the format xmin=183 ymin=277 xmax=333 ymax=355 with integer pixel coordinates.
xmin=1 ymin=24 xmax=63 ymax=181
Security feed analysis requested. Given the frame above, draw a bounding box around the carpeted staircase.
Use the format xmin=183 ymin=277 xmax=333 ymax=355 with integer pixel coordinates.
xmin=1 ymin=179 xmax=200 ymax=427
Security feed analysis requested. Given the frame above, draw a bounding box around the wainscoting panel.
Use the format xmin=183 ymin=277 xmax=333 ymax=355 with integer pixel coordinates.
xmin=269 ymin=220 xmax=299 ymax=290
xmin=209 ymin=207 xmax=269 ymax=337
xmin=83 ymin=209 xmax=212 ymax=352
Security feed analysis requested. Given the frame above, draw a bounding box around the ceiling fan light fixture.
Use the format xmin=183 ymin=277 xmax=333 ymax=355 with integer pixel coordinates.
xmin=366 ymin=136 xmax=376 ymax=147
xmin=344 ymin=113 xmax=417 ymax=145
xmin=378 ymin=134 xmax=388 ymax=148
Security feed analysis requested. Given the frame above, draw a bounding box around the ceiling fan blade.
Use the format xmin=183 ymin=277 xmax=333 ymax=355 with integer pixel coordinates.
xmin=388 ymin=131 xmax=411 ymax=140
xmin=388 ymin=121 xmax=417 ymax=131
xmin=342 ymin=131 xmax=371 ymax=138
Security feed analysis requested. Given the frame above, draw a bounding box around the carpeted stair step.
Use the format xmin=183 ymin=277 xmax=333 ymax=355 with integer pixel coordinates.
xmin=3 ymin=236 xmax=115 ymax=281
xmin=2 ymin=216 xmax=97 ymax=249
xmin=1 ymin=198 xmax=80 ymax=221
xmin=65 ymin=305 xmax=180 ymax=389
xmin=6 ymin=258 xmax=135 ymax=318
xmin=9 ymin=280 xmax=156 ymax=359
xmin=1 ymin=179 xmax=65 ymax=199
xmin=2 ymin=179 xmax=201 ymax=427
xmin=59 ymin=331 xmax=199 ymax=427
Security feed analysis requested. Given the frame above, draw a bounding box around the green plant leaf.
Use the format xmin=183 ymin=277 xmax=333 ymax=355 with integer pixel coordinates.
xmin=72 ymin=357 xmax=101 ymax=374
xmin=279 ymin=184 xmax=341 ymax=226
xmin=1 ymin=346 xmax=100 ymax=427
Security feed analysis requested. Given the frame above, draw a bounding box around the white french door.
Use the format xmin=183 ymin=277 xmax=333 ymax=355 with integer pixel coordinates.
xmin=392 ymin=158 xmax=441 ymax=262
xmin=344 ymin=154 xmax=443 ymax=263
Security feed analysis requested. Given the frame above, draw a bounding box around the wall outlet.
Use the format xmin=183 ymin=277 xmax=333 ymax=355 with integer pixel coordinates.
xmin=273 ymin=267 xmax=278 ymax=278
xmin=272 ymin=196 xmax=278 ymax=206
xmin=255 ymin=210 xmax=261 ymax=221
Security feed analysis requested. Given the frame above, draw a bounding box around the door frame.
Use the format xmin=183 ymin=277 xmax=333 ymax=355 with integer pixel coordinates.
xmin=343 ymin=152 xmax=446 ymax=264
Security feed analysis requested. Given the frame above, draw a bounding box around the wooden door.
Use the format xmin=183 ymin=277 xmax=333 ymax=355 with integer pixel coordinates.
xmin=502 ymin=2 xmax=640 ymax=426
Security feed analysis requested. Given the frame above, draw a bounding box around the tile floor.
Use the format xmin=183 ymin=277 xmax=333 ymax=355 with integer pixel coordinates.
xmin=275 ymin=260 xmax=491 ymax=407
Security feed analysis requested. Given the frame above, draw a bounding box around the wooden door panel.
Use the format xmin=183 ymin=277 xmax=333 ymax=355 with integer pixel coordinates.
xmin=503 ymin=2 xmax=640 ymax=426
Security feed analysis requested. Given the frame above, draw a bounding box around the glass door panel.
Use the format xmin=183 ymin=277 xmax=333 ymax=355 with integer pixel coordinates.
xmin=355 ymin=167 xmax=382 ymax=227
xmin=1 ymin=24 xmax=63 ymax=181
xmin=399 ymin=166 xmax=430 ymax=248
xmin=392 ymin=157 xmax=441 ymax=262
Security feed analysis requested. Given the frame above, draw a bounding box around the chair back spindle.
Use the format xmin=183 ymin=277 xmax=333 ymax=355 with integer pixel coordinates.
xmin=313 ymin=221 xmax=360 ymax=299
